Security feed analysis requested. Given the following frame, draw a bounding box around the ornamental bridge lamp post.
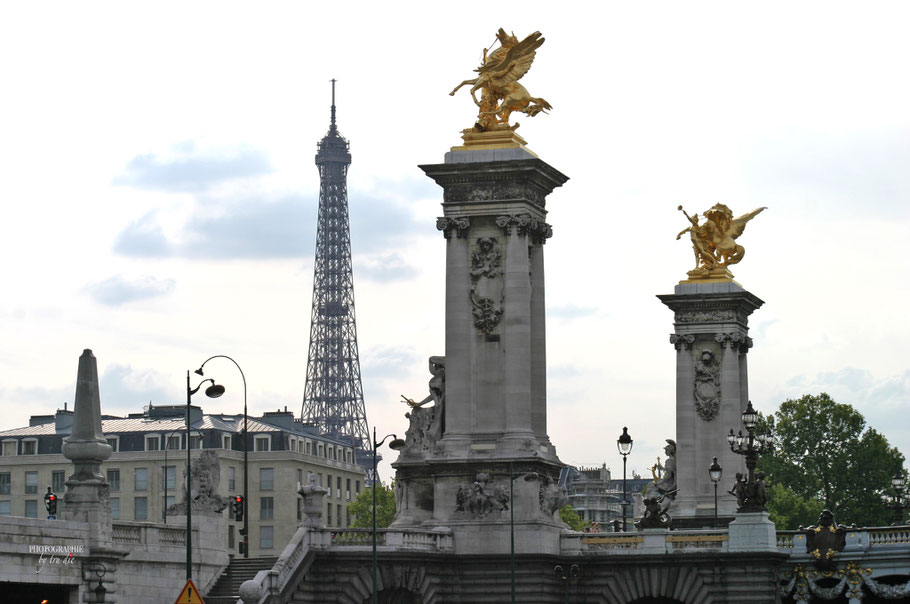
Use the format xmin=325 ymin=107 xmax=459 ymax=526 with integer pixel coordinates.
xmin=727 ymin=401 xmax=773 ymax=512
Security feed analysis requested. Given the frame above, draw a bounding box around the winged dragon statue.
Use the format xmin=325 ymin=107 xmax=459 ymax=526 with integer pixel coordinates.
xmin=677 ymin=203 xmax=767 ymax=275
xmin=450 ymin=28 xmax=552 ymax=132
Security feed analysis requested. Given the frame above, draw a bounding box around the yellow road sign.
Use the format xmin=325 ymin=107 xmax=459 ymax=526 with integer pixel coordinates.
xmin=174 ymin=578 xmax=206 ymax=604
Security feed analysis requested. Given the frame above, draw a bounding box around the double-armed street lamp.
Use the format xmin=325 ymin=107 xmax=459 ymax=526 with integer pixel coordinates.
xmin=371 ymin=428 xmax=405 ymax=604
xmin=708 ymin=457 xmax=723 ymax=528
xmin=185 ymin=371 xmax=225 ymax=580
xmin=509 ymin=462 xmax=539 ymax=604
xmin=554 ymin=564 xmax=580 ymax=604
xmin=195 ymin=355 xmax=248 ymax=556
xmin=887 ymin=471 xmax=907 ymax=525
xmin=617 ymin=427 xmax=633 ymax=531
xmin=727 ymin=400 xmax=773 ymax=512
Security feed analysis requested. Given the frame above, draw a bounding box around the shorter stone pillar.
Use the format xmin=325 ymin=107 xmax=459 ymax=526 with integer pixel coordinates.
xmin=728 ymin=511 xmax=778 ymax=552
xmin=298 ymin=479 xmax=328 ymax=528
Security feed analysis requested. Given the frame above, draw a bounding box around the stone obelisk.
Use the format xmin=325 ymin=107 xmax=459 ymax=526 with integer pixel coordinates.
xmin=61 ymin=349 xmax=114 ymax=547
xmin=657 ymin=204 xmax=766 ymax=526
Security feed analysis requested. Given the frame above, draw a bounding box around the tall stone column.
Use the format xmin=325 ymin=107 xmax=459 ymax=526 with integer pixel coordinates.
xmin=658 ymin=283 xmax=763 ymax=525
xmin=61 ymin=349 xmax=114 ymax=549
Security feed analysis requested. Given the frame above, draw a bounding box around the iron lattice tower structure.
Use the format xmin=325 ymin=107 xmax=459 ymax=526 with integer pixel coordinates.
xmin=301 ymin=82 xmax=376 ymax=481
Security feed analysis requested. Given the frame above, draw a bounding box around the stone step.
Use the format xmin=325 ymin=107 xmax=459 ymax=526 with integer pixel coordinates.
xmin=206 ymin=557 xmax=278 ymax=599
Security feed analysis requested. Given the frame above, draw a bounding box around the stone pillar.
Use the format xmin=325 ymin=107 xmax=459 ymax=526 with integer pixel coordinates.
xmin=658 ymin=282 xmax=763 ymax=525
xmin=61 ymin=349 xmax=114 ymax=549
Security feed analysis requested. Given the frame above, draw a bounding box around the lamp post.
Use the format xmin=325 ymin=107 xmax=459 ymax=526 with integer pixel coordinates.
xmin=617 ymin=427 xmax=633 ymax=532
xmin=554 ymin=564 xmax=580 ymax=604
xmin=185 ymin=371 xmax=224 ymax=580
xmin=708 ymin=456 xmax=722 ymax=528
xmin=162 ymin=429 xmax=182 ymax=524
xmin=509 ymin=462 xmax=540 ymax=604
xmin=888 ymin=471 xmax=907 ymax=525
xmin=371 ymin=427 xmax=405 ymax=604
xmin=727 ymin=400 xmax=773 ymax=513
xmin=195 ymin=355 xmax=248 ymax=557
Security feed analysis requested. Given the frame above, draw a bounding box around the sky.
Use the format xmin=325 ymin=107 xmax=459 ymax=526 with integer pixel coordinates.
xmin=1 ymin=2 xmax=908 ymax=482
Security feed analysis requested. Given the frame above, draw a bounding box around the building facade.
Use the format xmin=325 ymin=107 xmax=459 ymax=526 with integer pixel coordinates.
xmin=565 ymin=464 xmax=652 ymax=529
xmin=0 ymin=404 xmax=366 ymax=558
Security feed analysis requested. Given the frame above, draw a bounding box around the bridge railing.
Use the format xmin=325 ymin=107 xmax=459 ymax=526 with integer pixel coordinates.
xmin=318 ymin=527 xmax=454 ymax=552
xmin=111 ymin=521 xmax=196 ymax=549
xmin=567 ymin=529 xmax=730 ymax=554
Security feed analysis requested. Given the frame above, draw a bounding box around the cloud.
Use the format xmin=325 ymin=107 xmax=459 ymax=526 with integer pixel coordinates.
xmin=548 ymin=304 xmax=599 ymax=320
xmin=114 ymin=212 xmax=174 ymax=257
xmin=115 ymin=142 xmax=272 ymax=193
xmin=99 ymin=364 xmax=179 ymax=410
xmin=361 ymin=346 xmax=420 ymax=382
xmin=355 ymin=253 xmax=418 ymax=282
xmin=348 ymin=189 xmax=431 ymax=254
xmin=84 ymin=275 xmax=175 ymax=306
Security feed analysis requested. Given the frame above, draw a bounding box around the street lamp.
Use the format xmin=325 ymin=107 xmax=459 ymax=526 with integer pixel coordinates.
xmin=196 ymin=355 xmax=248 ymax=557
xmin=371 ymin=427 xmax=405 ymax=604
xmin=185 ymin=371 xmax=224 ymax=580
xmin=727 ymin=400 xmax=773 ymax=513
xmin=708 ymin=456 xmax=722 ymax=528
xmin=617 ymin=427 xmax=633 ymax=532
xmin=509 ymin=462 xmax=539 ymax=604
xmin=554 ymin=564 xmax=580 ymax=604
xmin=888 ymin=471 xmax=907 ymax=525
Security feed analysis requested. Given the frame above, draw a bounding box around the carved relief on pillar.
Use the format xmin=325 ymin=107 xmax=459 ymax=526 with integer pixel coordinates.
xmin=436 ymin=216 xmax=471 ymax=239
xmin=455 ymin=473 xmax=510 ymax=518
xmin=470 ymin=237 xmax=504 ymax=333
xmin=675 ymin=309 xmax=741 ymax=323
xmin=670 ymin=334 xmax=695 ymax=351
xmin=715 ymin=331 xmax=754 ymax=353
xmin=693 ymin=349 xmax=721 ymax=422
xmin=538 ymin=476 xmax=568 ymax=519
xmin=495 ymin=213 xmax=553 ymax=244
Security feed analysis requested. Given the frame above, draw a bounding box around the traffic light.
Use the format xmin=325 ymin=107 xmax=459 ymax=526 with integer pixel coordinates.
xmin=44 ymin=486 xmax=57 ymax=518
xmin=233 ymin=495 xmax=244 ymax=522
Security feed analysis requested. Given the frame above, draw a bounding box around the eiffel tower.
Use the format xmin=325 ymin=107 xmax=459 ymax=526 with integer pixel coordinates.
xmin=301 ymin=81 xmax=376 ymax=481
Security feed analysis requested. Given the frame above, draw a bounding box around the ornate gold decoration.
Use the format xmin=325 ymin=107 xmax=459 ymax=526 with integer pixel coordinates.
xmin=450 ymin=29 xmax=551 ymax=148
xmin=677 ymin=204 xmax=766 ymax=282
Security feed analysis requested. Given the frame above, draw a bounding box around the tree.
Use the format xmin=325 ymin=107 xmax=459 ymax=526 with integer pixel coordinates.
xmin=559 ymin=505 xmax=587 ymax=531
xmin=348 ymin=483 xmax=396 ymax=529
xmin=764 ymin=483 xmax=825 ymax=530
xmin=758 ymin=393 xmax=904 ymax=528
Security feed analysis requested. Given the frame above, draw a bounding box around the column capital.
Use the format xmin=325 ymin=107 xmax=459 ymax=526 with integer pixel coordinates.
xmin=436 ymin=216 xmax=471 ymax=239
xmin=670 ymin=334 xmax=695 ymax=351
xmin=495 ymin=213 xmax=553 ymax=243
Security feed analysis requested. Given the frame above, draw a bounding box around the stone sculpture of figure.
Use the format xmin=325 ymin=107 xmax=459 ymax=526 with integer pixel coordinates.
xmin=693 ymin=349 xmax=721 ymax=421
xmin=644 ymin=440 xmax=677 ymax=514
xmin=401 ymin=356 xmax=446 ymax=455
xmin=449 ymin=28 xmax=552 ymax=131
xmin=752 ymin=471 xmax=768 ymax=507
xmin=539 ymin=476 xmax=569 ymax=519
xmin=456 ymin=473 xmax=509 ymax=518
xmin=805 ymin=509 xmax=847 ymax=571
xmin=639 ymin=492 xmax=673 ymax=530
xmin=729 ymin=472 xmax=746 ymax=508
xmin=470 ymin=238 xmax=504 ymax=333
xmin=168 ymin=449 xmax=229 ymax=514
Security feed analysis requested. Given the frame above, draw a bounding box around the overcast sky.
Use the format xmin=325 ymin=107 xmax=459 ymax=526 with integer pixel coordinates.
xmin=2 ymin=2 xmax=908 ymax=482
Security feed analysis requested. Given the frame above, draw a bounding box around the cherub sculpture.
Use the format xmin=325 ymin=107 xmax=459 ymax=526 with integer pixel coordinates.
xmin=450 ymin=28 xmax=552 ymax=132
xmin=677 ymin=204 xmax=767 ymax=274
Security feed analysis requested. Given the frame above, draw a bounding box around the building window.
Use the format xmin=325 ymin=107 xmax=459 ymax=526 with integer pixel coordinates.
xmin=289 ymin=438 xmax=296 ymax=452
xmin=108 ymin=469 xmax=120 ymax=492
xmin=0 ymin=501 xmax=11 ymax=516
xmin=134 ymin=497 xmax=148 ymax=521
xmin=223 ymin=435 xmax=231 ymax=450
xmin=317 ymin=473 xmax=323 ymax=487
xmin=260 ymin=497 xmax=274 ymax=520
xmin=356 ymin=480 xmax=361 ymax=494
xmin=165 ymin=435 xmax=181 ymax=451
xmin=260 ymin=468 xmax=274 ymax=491
xmin=255 ymin=437 xmax=270 ymax=452
xmin=1 ymin=441 xmax=16 ymax=456
xmin=260 ymin=526 xmax=274 ymax=549
xmin=106 ymin=437 xmax=119 ymax=452
xmin=228 ymin=525 xmax=235 ymax=549
xmin=346 ymin=508 xmax=351 ymax=527
xmin=22 ymin=439 xmax=37 ymax=455
xmin=296 ymin=498 xmax=302 ymax=522
xmin=135 ymin=468 xmax=148 ymax=491
xmin=327 ymin=505 xmax=332 ymax=526
xmin=145 ymin=436 xmax=160 ymax=451
xmin=337 ymin=504 xmax=342 ymax=527
xmin=318 ymin=444 xmax=324 ymax=457
xmin=163 ymin=466 xmax=176 ymax=490
xmin=305 ymin=441 xmax=311 ymax=455
xmin=0 ymin=473 xmax=10 ymax=495
xmin=52 ymin=470 xmax=66 ymax=494
xmin=327 ymin=446 xmax=333 ymax=460
xmin=296 ymin=469 xmax=303 ymax=488
xmin=228 ymin=467 xmax=236 ymax=491
xmin=25 ymin=500 xmax=37 ymax=518
xmin=110 ymin=498 xmax=120 ymax=520
xmin=346 ymin=478 xmax=351 ymax=501
xmin=326 ymin=474 xmax=332 ymax=498
xmin=337 ymin=477 xmax=342 ymax=499
xmin=190 ymin=435 xmax=203 ymax=449
xmin=162 ymin=495 xmax=175 ymax=515
xmin=25 ymin=471 xmax=38 ymax=494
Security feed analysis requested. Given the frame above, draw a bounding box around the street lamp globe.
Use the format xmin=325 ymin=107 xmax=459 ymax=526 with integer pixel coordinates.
xmin=741 ymin=400 xmax=759 ymax=430
xmin=893 ymin=471 xmax=906 ymax=491
xmin=617 ymin=427 xmax=633 ymax=455
xmin=708 ymin=457 xmax=723 ymax=483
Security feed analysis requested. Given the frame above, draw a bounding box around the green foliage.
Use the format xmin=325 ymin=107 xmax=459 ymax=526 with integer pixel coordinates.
xmin=558 ymin=505 xmax=587 ymax=531
xmin=758 ymin=393 xmax=904 ymax=528
xmin=348 ymin=483 xmax=396 ymax=529
xmin=765 ymin=483 xmax=825 ymax=530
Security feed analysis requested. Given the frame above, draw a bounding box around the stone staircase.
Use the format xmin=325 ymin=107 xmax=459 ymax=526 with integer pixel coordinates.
xmin=206 ymin=556 xmax=278 ymax=603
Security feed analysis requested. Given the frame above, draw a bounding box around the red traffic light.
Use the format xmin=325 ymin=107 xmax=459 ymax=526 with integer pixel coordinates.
xmin=48 ymin=495 xmax=55 ymax=501
xmin=235 ymin=496 xmax=243 ymax=503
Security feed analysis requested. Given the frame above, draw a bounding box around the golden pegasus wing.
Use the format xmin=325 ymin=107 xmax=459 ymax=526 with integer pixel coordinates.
xmin=728 ymin=207 xmax=768 ymax=240
xmin=481 ymin=32 xmax=545 ymax=87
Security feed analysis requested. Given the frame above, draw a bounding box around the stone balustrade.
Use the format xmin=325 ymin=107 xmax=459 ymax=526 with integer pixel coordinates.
xmin=111 ymin=521 xmax=195 ymax=549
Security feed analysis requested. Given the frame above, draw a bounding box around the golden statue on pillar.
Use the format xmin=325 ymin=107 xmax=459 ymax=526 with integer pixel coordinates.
xmin=677 ymin=204 xmax=767 ymax=282
xmin=449 ymin=29 xmax=551 ymax=151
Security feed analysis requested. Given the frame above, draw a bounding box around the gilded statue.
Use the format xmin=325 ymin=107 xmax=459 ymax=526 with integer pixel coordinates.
xmin=450 ymin=29 xmax=552 ymax=132
xmin=676 ymin=203 xmax=767 ymax=276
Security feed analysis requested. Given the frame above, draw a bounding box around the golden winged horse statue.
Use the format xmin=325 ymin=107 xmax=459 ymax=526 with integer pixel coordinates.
xmin=450 ymin=29 xmax=552 ymax=132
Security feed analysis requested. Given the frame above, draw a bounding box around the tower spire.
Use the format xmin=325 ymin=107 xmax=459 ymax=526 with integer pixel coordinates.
xmin=330 ymin=78 xmax=337 ymax=132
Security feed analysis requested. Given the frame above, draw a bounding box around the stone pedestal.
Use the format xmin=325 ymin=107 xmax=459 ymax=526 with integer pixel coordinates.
xmin=728 ymin=511 xmax=778 ymax=552
xmin=392 ymin=150 xmax=568 ymax=553
xmin=658 ymin=282 xmax=763 ymax=524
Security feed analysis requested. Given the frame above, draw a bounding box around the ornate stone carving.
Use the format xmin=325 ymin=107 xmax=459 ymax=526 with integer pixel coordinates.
xmin=538 ymin=476 xmax=568 ymax=519
xmin=715 ymin=331 xmax=753 ymax=353
xmin=436 ymin=216 xmax=470 ymax=239
xmin=676 ymin=309 xmax=737 ymax=323
xmin=470 ymin=237 xmax=504 ymax=333
xmin=693 ymin=349 xmax=721 ymax=421
xmin=167 ymin=449 xmax=230 ymax=514
xmin=400 ymin=356 xmax=446 ymax=458
xmin=495 ymin=213 xmax=553 ymax=244
xmin=805 ymin=509 xmax=847 ymax=571
xmin=455 ymin=473 xmax=509 ymax=518
xmin=298 ymin=478 xmax=329 ymax=528
xmin=644 ymin=440 xmax=677 ymax=515
xmin=669 ymin=334 xmax=695 ymax=351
